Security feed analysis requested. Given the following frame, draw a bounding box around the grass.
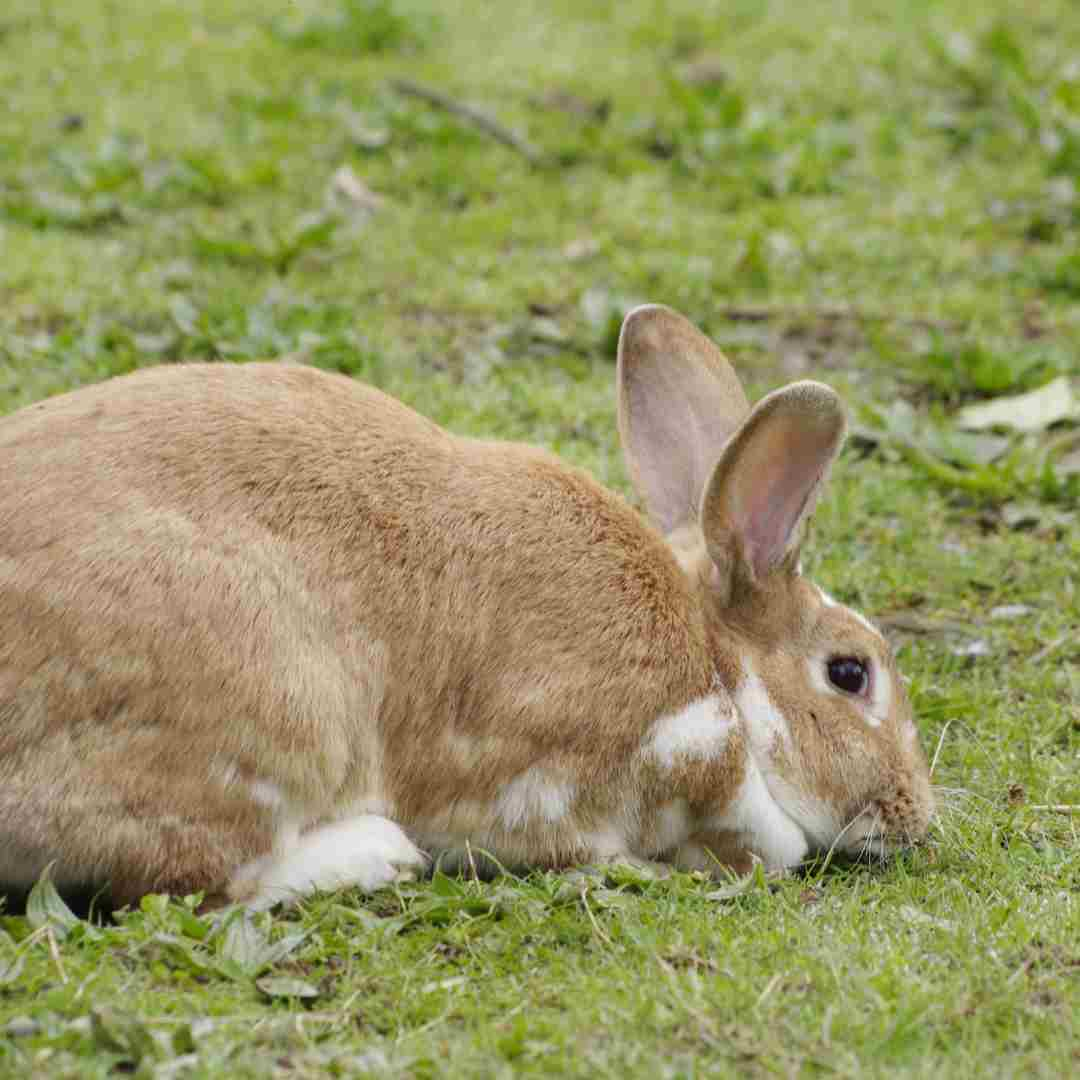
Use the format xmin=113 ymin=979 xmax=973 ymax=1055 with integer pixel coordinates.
xmin=1 ymin=0 xmax=1078 ymax=1076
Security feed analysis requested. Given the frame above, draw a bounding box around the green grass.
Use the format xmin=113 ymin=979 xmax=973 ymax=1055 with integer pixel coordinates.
xmin=1 ymin=1 xmax=1078 ymax=1076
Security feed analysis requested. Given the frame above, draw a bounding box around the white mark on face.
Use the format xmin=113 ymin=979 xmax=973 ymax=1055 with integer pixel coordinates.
xmin=732 ymin=659 xmax=841 ymax=854
xmin=733 ymin=662 xmax=791 ymax=760
xmin=495 ymin=767 xmax=574 ymax=832
xmin=649 ymin=693 xmax=737 ymax=769
xmin=869 ymin=666 xmax=892 ymax=727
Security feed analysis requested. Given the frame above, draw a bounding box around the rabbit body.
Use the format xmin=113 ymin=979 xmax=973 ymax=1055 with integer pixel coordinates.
xmin=0 ymin=308 xmax=934 ymax=909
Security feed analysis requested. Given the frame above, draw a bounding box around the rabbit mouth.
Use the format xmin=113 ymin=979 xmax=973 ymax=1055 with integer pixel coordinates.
xmin=832 ymin=809 xmax=916 ymax=862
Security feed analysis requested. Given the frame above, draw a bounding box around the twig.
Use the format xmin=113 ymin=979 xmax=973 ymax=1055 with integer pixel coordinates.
xmin=1025 ymin=804 xmax=1080 ymax=814
xmin=391 ymin=78 xmax=544 ymax=165
xmin=46 ymin=926 xmax=67 ymax=985
xmin=755 ymin=972 xmax=784 ymax=1010
xmin=715 ymin=304 xmax=960 ymax=333
xmin=579 ymin=890 xmax=612 ymax=947
xmin=1031 ymin=634 xmax=1069 ymax=664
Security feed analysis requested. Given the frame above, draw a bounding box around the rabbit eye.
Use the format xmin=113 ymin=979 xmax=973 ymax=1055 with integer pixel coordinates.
xmin=827 ymin=656 xmax=869 ymax=696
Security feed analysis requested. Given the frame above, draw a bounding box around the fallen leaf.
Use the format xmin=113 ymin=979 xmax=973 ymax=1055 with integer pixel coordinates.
xmin=955 ymin=376 xmax=1079 ymax=433
xmin=3 ymin=1016 xmax=38 ymax=1037
xmin=1051 ymin=431 xmax=1080 ymax=475
xmin=563 ymin=236 xmax=599 ymax=261
xmin=330 ymin=165 xmax=384 ymax=211
xmin=530 ymin=316 xmax=569 ymax=346
xmin=420 ymin=975 xmax=468 ymax=994
xmin=343 ymin=118 xmax=390 ymax=150
xmin=679 ymin=54 xmax=729 ymax=86
xmin=949 ymin=638 xmax=991 ymax=659
xmin=704 ymin=878 xmax=755 ymax=902
xmin=990 ymin=604 xmax=1034 ymax=620
xmin=255 ymin=975 xmax=320 ymax=1000
xmin=1000 ymin=501 xmax=1075 ymax=531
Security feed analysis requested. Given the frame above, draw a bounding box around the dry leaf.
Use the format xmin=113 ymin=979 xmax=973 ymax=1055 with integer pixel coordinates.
xmin=679 ymin=54 xmax=729 ymax=86
xmin=990 ymin=604 xmax=1033 ymax=620
xmin=563 ymin=236 xmax=599 ymax=261
xmin=949 ymin=638 xmax=991 ymax=659
xmin=256 ymin=975 xmax=320 ymax=1000
xmin=330 ymin=165 xmax=384 ymax=211
xmin=955 ymin=376 xmax=1078 ymax=433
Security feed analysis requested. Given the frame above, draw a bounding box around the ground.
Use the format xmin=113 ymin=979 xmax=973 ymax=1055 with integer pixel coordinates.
xmin=0 ymin=1 xmax=1077 ymax=1077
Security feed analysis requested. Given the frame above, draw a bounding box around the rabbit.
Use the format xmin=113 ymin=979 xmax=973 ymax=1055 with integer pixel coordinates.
xmin=0 ymin=304 xmax=934 ymax=912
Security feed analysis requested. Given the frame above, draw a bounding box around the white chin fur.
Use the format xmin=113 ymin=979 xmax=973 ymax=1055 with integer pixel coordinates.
xmin=236 ymin=815 xmax=428 ymax=910
xmin=710 ymin=754 xmax=809 ymax=870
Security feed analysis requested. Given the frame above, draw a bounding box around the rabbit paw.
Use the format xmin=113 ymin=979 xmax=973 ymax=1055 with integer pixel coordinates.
xmin=241 ymin=815 xmax=428 ymax=910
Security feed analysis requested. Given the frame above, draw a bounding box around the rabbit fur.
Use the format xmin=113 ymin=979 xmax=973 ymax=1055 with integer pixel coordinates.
xmin=0 ymin=305 xmax=934 ymax=910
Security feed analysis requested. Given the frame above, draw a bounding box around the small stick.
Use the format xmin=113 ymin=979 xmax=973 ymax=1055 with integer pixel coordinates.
xmin=46 ymin=926 xmax=67 ymax=985
xmin=1025 ymin=804 xmax=1080 ymax=814
xmin=714 ymin=304 xmax=960 ymax=332
xmin=1031 ymin=634 xmax=1069 ymax=664
xmin=391 ymin=78 xmax=544 ymax=165
xmin=579 ymin=890 xmax=612 ymax=947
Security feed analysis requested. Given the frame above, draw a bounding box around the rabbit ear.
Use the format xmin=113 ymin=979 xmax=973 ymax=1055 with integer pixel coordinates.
xmin=701 ymin=381 xmax=847 ymax=584
xmin=617 ymin=305 xmax=750 ymax=534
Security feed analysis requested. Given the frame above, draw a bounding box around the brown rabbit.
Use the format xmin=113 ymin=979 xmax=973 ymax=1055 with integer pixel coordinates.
xmin=0 ymin=305 xmax=934 ymax=910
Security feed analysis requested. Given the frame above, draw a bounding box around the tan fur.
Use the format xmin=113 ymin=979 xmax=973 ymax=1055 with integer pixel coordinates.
xmin=0 ymin=306 xmax=934 ymax=906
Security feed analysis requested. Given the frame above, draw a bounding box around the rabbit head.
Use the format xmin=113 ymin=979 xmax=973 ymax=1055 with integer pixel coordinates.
xmin=618 ymin=305 xmax=935 ymax=867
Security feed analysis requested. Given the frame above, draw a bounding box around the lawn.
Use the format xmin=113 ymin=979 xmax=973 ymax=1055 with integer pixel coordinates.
xmin=1 ymin=1 xmax=1078 ymax=1076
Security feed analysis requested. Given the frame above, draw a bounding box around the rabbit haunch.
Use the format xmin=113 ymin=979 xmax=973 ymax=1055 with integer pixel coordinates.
xmin=0 ymin=305 xmax=934 ymax=909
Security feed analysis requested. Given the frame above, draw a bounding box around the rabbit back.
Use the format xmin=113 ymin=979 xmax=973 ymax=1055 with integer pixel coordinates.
xmin=0 ymin=363 xmax=712 ymax=903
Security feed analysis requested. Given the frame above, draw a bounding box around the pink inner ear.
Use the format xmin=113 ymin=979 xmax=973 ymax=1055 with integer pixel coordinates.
xmin=729 ymin=417 xmax=836 ymax=579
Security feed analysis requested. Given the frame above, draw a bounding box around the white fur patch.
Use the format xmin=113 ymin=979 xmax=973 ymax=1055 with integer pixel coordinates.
xmin=250 ymin=780 xmax=285 ymax=811
xmin=765 ymin=772 xmax=842 ymax=850
xmin=649 ymin=693 xmax=737 ymax=768
xmin=495 ymin=767 xmax=574 ymax=831
xmin=710 ymin=756 xmax=808 ymax=870
xmin=733 ymin=664 xmax=791 ymax=759
xmin=653 ymin=799 xmax=691 ymax=853
xmin=242 ymin=815 xmax=427 ymax=910
xmin=582 ymin=825 xmax=629 ymax=860
xmin=868 ymin=667 xmax=891 ymax=727
xmin=732 ymin=659 xmax=838 ymax=857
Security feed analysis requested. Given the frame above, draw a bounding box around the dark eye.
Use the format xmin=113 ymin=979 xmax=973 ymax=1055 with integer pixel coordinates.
xmin=827 ymin=656 xmax=869 ymax=696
